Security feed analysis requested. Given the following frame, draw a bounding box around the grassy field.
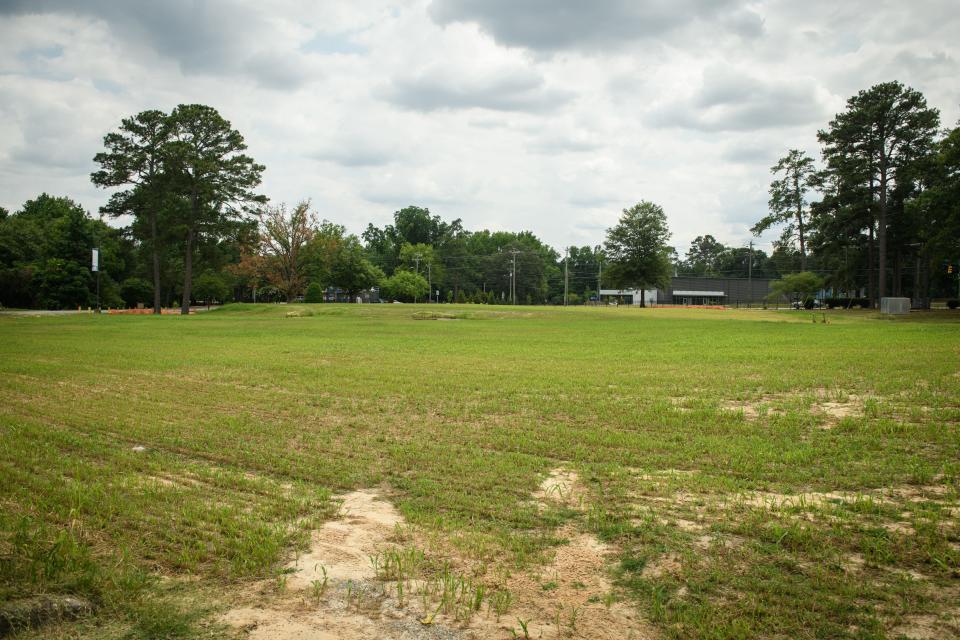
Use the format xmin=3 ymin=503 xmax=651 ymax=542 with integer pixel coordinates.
xmin=1 ymin=304 xmax=958 ymax=639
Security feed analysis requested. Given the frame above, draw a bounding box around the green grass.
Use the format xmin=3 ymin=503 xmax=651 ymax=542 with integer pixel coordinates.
xmin=1 ymin=304 xmax=958 ymax=638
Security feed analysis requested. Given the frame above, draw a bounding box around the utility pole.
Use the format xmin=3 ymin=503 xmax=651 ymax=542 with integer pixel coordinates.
xmin=564 ymin=247 xmax=569 ymax=306
xmin=747 ymin=240 xmax=753 ymax=308
xmin=597 ymin=256 xmax=602 ymax=305
xmin=92 ymin=212 xmax=102 ymax=314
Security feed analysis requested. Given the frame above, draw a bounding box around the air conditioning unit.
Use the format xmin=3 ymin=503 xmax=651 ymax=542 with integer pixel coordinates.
xmin=880 ymin=297 xmax=910 ymax=314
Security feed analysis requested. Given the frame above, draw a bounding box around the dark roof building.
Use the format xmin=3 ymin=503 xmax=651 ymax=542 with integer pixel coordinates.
xmin=658 ymin=276 xmax=773 ymax=306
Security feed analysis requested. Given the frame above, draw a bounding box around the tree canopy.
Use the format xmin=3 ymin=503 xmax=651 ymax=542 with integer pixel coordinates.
xmin=603 ymin=201 xmax=673 ymax=306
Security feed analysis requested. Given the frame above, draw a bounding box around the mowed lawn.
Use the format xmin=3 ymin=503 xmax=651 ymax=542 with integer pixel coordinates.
xmin=1 ymin=304 xmax=958 ymax=639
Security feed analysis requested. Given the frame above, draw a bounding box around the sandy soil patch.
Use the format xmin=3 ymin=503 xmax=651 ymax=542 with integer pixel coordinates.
xmin=890 ymin=611 xmax=960 ymax=640
xmin=641 ymin=553 xmax=681 ymax=579
xmin=533 ymin=468 xmax=586 ymax=510
xmin=487 ymin=524 xmax=653 ymax=640
xmin=495 ymin=468 xmax=654 ymax=639
xmin=731 ymin=490 xmax=854 ymax=509
xmin=221 ymin=481 xmax=656 ymax=639
xmin=286 ymin=489 xmax=403 ymax=588
xmin=816 ymin=401 xmax=860 ymax=419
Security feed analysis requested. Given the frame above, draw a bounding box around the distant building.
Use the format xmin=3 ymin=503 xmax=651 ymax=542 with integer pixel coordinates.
xmin=323 ymin=287 xmax=380 ymax=303
xmin=600 ymin=277 xmax=773 ymax=306
xmin=659 ymin=276 xmax=773 ymax=306
xmin=599 ymin=288 xmax=658 ymax=305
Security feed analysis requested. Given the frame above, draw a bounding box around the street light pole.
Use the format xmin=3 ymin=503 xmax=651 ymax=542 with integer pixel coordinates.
xmin=564 ymin=247 xmax=569 ymax=306
xmin=510 ymin=250 xmax=519 ymax=304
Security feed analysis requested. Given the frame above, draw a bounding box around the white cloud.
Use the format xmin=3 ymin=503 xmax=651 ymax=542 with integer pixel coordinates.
xmin=0 ymin=0 xmax=958 ymax=257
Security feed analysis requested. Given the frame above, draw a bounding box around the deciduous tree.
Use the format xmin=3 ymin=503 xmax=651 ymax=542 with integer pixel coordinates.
xmin=260 ymin=201 xmax=315 ymax=302
xmin=603 ymin=201 xmax=672 ymax=307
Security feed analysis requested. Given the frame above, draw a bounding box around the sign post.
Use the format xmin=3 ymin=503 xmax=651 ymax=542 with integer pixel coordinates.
xmin=92 ymin=248 xmax=101 ymax=313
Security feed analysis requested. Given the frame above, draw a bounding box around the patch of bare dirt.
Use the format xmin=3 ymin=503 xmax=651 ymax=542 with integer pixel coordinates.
xmin=286 ymin=489 xmax=403 ymax=588
xmin=720 ymin=400 xmax=761 ymax=419
xmin=484 ymin=524 xmax=653 ymax=640
xmin=143 ymin=472 xmax=202 ymax=489
xmin=717 ymin=389 xmax=877 ymax=424
xmin=484 ymin=468 xmax=654 ymax=638
xmin=533 ymin=468 xmax=586 ymax=510
xmin=890 ymin=610 xmax=960 ymax=640
xmin=731 ymin=490 xmax=854 ymax=509
xmin=815 ymin=400 xmax=862 ymax=420
xmin=221 ymin=483 xmax=657 ymax=639
xmin=641 ymin=553 xmax=681 ymax=579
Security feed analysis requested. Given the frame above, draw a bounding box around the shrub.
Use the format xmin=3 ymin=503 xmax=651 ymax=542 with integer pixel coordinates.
xmin=948 ymin=299 xmax=959 ymax=310
xmin=304 ymin=282 xmax=324 ymax=303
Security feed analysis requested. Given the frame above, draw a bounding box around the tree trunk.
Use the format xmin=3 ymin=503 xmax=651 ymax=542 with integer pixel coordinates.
xmin=640 ymin=288 xmax=646 ymax=307
xmin=796 ymin=174 xmax=807 ymax=271
xmin=150 ymin=211 xmax=161 ymax=314
xmin=181 ymin=225 xmax=194 ymax=315
xmin=868 ymin=224 xmax=876 ymax=308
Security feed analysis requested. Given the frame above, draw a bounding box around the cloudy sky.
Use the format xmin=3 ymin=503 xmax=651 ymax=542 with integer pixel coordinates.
xmin=1 ymin=1 xmax=957 ymax=254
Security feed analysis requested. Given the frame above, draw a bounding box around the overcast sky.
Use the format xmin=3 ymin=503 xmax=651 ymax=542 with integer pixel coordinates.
xmin=1 ymin=1 xmax=957 ymax=255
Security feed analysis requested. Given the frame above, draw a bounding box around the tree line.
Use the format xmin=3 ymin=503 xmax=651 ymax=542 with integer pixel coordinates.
xmin=749 ymin=81 xmax=960 ymax=305
xmin=1 ymin=80 xmax=958 ymax=311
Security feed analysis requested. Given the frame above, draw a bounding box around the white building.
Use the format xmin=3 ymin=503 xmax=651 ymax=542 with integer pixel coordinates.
xmin=599 ymin=288 xmax=658 ymax=305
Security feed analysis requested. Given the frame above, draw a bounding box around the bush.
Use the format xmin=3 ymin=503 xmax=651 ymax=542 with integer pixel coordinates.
xmin=948 ymin=299 xmax=959 ymax=310
xmin=803 ymin=297 xmax=815 ymax=309
xmin=826 ymin=297 xmax=871 ymax=309
xmin=304 ymin=282 xmax=324 ymax=303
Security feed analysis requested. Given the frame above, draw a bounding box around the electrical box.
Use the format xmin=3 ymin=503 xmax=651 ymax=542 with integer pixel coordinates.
xmin=880 ymin=297 xmax=910 ymax=314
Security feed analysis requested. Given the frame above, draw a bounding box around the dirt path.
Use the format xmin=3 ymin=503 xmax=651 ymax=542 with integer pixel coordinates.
xmin=220 ymin=476 xmax=656 ymax=639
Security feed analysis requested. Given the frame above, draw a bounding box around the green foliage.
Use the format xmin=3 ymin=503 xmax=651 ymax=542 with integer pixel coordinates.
xmin=329 ymin=236 xmax=384 ymax=296
xmin=753 ymin=150 xmax=817 ymax=269
xmin=304 ymin=282 xmax=324 ymax=303
xmin=817 ymin=81 xmax=940 ymax=300
xmin=192 ymin=271 xmax=229 ymax=305
xmin=0 ymin=194 xmax=134 ymax=309
xmin=381 ymin=270 xmax=429 ymax=302
xmin=603 ymin=201 xmax=672 ymax=304
xmin=769 ymin=272 xmax=825 ymax=302
xmin=165 ymin=104 xmax=266 ymax=313
xmin=302 ymin=220 xmax=347 ymax=287
xmin=121 ymin=277 xmax=154 ymax=307
xmin=259 ymin=201 xmax=315 ymax=302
